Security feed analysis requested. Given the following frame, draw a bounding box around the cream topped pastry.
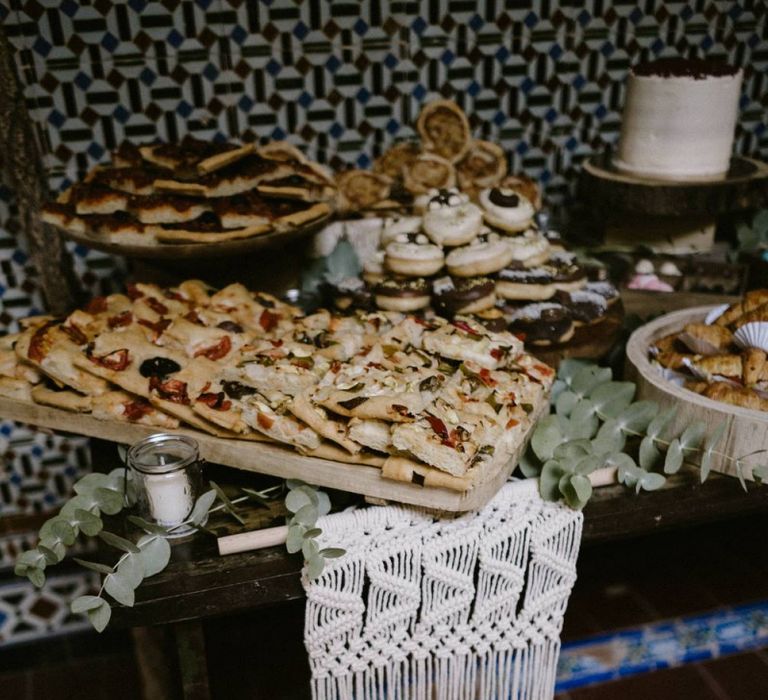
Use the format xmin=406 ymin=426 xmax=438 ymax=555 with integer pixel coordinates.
xmin=422 ymin=190 xmax=483 ymax=247
xmin=385 ymin=232 xmax=445 ymax=277
xmin=479 ymin=187 xmax=535 ymax=232
xmin=445 ymin=230 xmax=514 ymax=277
xmin=506 ymin=230 xmax=551 ymax=267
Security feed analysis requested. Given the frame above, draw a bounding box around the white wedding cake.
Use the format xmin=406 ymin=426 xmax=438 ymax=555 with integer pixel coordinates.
xmin=614 ymin=58 xmax=743 ymax=181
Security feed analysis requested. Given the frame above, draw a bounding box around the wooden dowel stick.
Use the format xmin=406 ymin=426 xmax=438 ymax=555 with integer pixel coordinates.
xmin=217 ymin=525 xmax=289 ymax=556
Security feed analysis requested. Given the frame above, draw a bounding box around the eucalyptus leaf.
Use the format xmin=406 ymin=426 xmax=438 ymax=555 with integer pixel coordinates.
xmin=571 ymin=365 xmax=612 ymax=396
xmin=286 ymin=479 xmax=307 ymax=490
xmin=306 ymin=554 xmax=325 ymax=580
xmin=73 ymin=473 xmax=113 ymax=496
xmin=616 ymin=401 xmax=657 ymax=433
xmin=137 ymin=535 xmax=171 ymax=578
xmin=592 ymin=420 xmax=627 ymax=455
xmin=752 ymin=464 xmax=768 ymax=484
xmin=28 ymin=567 xmax=45 ymax=588
xmin=320 ymin=548 xmax=345 ymax=559
xmin=700 ymin=451 xmax=713 ymax=483
xmin=60 ymin=494 xmax=100 ymax=519
xmin=93 ymin=487 xmax=125 ymax=515
xmin=126 ymin=515 xmax=168 ymax=536
xmin=40 ymin=517 xmax=70 ymax=543
xmin=589 ymin=381 xmax=636 ymax=419
xmin=294 ymin=503 xmax=319 ymax=527
xmin=735 ymin=459 xmax=748 ymax=493
xmin=558 ymin=359 xmax=590 ymax=384
xmin=639 ymin=436 xmax=660 ymax=471
xmin=37 ymin=544 xmax=63 ymax=565
xmin=559 ymin=475 xmax=588 ymax=510
xmin=664 ymin=439 xmax=684 ymax=474
xmin=99 ymin=531 xmax=140 ymax=554
xmin=571 ymin=473 xmax=593 ymax=503
xmin=190 ymin=489 xmax=217 ymax=526
xmin=104 ymin=571 xmax=135 ymax=607
xmin=607 ymin=453 xmax=639 ymax=486
xmin=73 ymin=558 xmax=114 ymax=575
xmin=555 ymin=390 xmax=580 ymax=417
xmin=286 ymin=525 xmax=304 ymax=554
xmin=531 ymin=414 xmax=564 ymax=462
xmin=550 ymin=379 xmax=568 ymax=401
xmin=568 ymin=400 xmax=599 ymax=439
xmin=210 ymin=481 xmax=246 ymax=525
xmin=573 ymin=454 xmax=605 ymax=475
xmin=74 ymin=509 xmax=103 ymax=536
xmin=647 ymin=408 xmax=675 ymax=440
xmin=117 ymin=553 xmax=145 ymax=589
xmin=639 ymin=472 xmax=666 ymax=491
xmin=539 ymin=459 xmax=566 ymax=501
xmin=286 ymin=489 xmax=313 ymax=514
xmin=554 ymin=439 xmax=593 ymax=461
xmin=70 ymin=595 xmax=104 ymax=614
xmin=517 ymin=447 xmax=542 ymax=478
xmin=16 ymin=549 xmax=47 ymax=569
xmin=87 ymin=600 xmax=111 ymax=633
xmin=704 ymin=422 xmax=727 ymax=452
xmin=302 ymin=538 xmax=319 ymax=560
xmin=304 ymin=528 xmax=323 ymax=539
xmin=241 ymin=487 xmax=272 ymax=509
xmin=680 ymin=422 xmax=707 ymax=453
xmin=316 ymin=491 xmax=332 ymax=516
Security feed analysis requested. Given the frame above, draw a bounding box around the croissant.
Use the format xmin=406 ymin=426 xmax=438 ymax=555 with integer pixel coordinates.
xmin=715 ymin=290 xmax=768 ymax=327
xmin=657 ymin=350 xmax=699 ymax=370
xmin=653 ymin=333 xmax=687 ymax=355
xmin=692 ymin=354 xmax=742 ymax=379
xmin=684 ymin=380 xmax=709 ymax=394
xmin=704 ymin=381 xmax=768 ymax=412
xmin=679 ymin=323 xmax=733 ymax=355
xmin=742 ymin=348 xmax=768 ymax=386
xmin=732 ymin=302 xmax=768 ymax=329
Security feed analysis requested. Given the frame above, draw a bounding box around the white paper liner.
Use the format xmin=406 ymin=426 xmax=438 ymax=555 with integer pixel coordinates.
xmin=733 ymin=322 xmax=768 ymax=353
xmin=704 ymin=303 xmax=730 ymax=325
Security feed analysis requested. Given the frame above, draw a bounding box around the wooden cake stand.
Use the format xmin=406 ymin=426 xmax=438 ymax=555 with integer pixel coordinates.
xmin=580 ymin=154 xmax=768 ymax=254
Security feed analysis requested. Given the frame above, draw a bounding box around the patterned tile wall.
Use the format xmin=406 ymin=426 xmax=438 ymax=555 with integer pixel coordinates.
xmin=0 ymin=0 xmax=767 ymax=645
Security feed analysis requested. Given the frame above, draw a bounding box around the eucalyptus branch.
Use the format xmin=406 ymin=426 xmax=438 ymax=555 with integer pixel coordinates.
xmin=525 ymin=359 xmax=768 ymax=510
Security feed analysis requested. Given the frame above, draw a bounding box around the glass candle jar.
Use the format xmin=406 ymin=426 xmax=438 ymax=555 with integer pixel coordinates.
xmin=127 ymin=434 xmax=203 ymax=538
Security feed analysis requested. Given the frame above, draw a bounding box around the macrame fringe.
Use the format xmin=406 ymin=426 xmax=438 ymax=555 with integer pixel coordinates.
xmin=304 ymin=480 xmax=582 ymax=700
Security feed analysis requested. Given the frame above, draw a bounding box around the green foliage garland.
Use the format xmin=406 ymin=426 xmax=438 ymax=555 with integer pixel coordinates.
xmin=522 ymin=359 xmax=768 ymax=509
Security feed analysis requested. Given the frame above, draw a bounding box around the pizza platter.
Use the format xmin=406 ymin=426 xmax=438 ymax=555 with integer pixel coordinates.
xmin=0 ymin=394 xmax=545 ymax=512
xmin=52 ymin=212 xmax=332 ymax=260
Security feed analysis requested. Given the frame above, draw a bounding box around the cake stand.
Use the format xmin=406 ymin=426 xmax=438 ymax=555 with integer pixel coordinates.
xmin=579 ymin=154 xmax=768 ymax=254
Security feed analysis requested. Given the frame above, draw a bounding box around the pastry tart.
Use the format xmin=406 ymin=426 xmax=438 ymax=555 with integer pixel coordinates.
xmin=416 ymin=99 xmax=471 ymax=163
xmin=402 ymin=153 xmax=457 ymax=194
xmin=456 ymin=140 xmax=508 ymax=190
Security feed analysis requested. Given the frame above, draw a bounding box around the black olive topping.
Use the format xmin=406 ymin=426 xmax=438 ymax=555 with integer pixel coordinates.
xmin=139 ymin=357 xmax=182 ymax=378
xmin=221 ymin=380 xmax=258 ymax=400
xmin=217 ymin=320 xmax=244 ymax=333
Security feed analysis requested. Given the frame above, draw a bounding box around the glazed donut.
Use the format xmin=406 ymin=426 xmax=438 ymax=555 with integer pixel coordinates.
xmin=507 ymin=303 xmax=575 ymax=346
xmin=380 ymin=216 xmax=423 ymax=246
xmin=374 ymin=277 xmax=432 ymax=312
xmin=432 ymin=276 xmax=497 ymax=315
xmin=422 ymin=190 xmax=483 ymax=247
xmin=385 ymin=232 xmax=445 ymax=277
xmin=505 ymin=230 xmax=551 ymax=268
xmin=479 ymin=187 xmax=535 ymax=232
xmin=445 ymin=231 xmax=514 ymax=277
xmin=496 ymin=266 xmax=559 ymax=301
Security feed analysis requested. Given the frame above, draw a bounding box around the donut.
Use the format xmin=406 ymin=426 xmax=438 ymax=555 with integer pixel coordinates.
xmin=362 ymin=250 xmax=386 ymax=285
xmin=506 ymin=230 xmax=551 ymax=268
xmin=422 ymin=193 xmax=483 ymax=247
xmin=498 ymin=174 xmax=542 ymax=210
xmin=548 ymin=252 xmax=588 ymax=292
xmin=554 ymin=290 xmax=608 ymax=326
xmin=385 ymin=232 xmax=445 ymax=277
xmin=496 ymin=265 xmax=559 ymax=301
xmin=374 ymin=277 xmax=431 ymax=312
xmin=432 ymin=275 xmax=497 ymax=315
xmin=471 ymin=307 xmax=509 ymax=333
xmin=478 ymin=187 xmax=535 ymax=232
xmin=445 ymin=231 xmax=514 ymax=277
xmin=584 ymin=281 xmax=620 ymax=306
xmin=380 ymin=216 xmax=423 ymax=246
xmin=507 ymin=303 xmax=575 ymax=346
xmin=331 ymin=277 xmax=374 ymax=312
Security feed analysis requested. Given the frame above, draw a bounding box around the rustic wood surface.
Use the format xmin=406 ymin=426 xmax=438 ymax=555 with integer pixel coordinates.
xmin=0 ymin=395 xmax=545 ymax=513
xmin=580 ymin=153 xmax=768 ymax=216
xmin=626 ymin=305 xmax=768 ymax=481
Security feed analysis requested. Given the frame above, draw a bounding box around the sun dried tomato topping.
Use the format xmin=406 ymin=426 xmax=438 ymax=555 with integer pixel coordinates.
xmin=507 ymin=391 xmax=517 ymax=403
xmin=426 ymin=414 xmax=449 ymax=441
xmin=259 ymin=309 xmax=279 ymax=332
xmin=330 ymin=360 xmax=342 ymax=374
xmin=534 ymin=364 xmax=553 ymax=376
xmin=413 ymin=317 xmax=436 ymax=329
xmin=196 ymin=392 xmax=232 ymax=411
xmin=138 ymin=317 xmax=171 ymax=337
xmin=506 ymin=418 xmax=520 ymax=429
xmin=269 ymin=339 xmax=283 ymax=347
xmin=164 ymin=290 xmax=186 ymax=302
xmin=126 ymin=283 xmax=144 ymax=301
xmin=108 ymin=311 xmax=133 ymax=329
xmin=370 ymin=317 xmax=381 ymax=331
xmin=359 ymin=345 xmax=372 ymax=356
xmin=184 ymin=310 xmax=203 ymax=325
xmin=452 ymin=320 xmax=478 ymax=335
xmin=194 ymin=335 xmax=231 ymax=360
xmin=490 ymin=348 xmax=504 ymax=360
xmin=478 ymin=368 xmax=497 ymax=387
xmin=366 ymin=361 xmax=385 ymax=370
xmin=90 ymin=348 xmax=130 ymax=371
xmin=122 ymin=398 xmax=153 ymax=422
xmin=392 ymin=404 xmax=414 ymax=419
xmin=61 ymin=324 xmax=88 ymax=345
xmin=513 ymin=332 xmax=527 ymax=341
xmin=149 ymin=376 xmax=190 ymax=404
xmin=85 ymin=296 xmax=107 ymax=314
xmin=27 ymin=321 xmax=57 ymax=362
xmin=257 ymin=411 xmax=274 ymax=430
xmin=145 ymin=297 xmax=169 ymax=316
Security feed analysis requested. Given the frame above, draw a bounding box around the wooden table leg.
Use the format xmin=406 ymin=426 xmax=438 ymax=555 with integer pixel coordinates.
xmin=174 ymin=620 xmax=211 ymax=700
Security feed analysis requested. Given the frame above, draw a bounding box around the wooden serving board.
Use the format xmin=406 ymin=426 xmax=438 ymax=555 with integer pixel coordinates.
xmin=625 ymin=306 xmax=768 ymax=481
xmin=0 ymin=396 xmax=545 ymax=512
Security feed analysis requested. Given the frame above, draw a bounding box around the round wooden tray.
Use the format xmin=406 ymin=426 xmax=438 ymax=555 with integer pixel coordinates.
xmin=580 ymin=154 xmax=768 ymax=216
xmin=533 ymin=300 xmax=624 ymax=369
xmin=54 ymin=213 xmax=333 ymax=260
xmin=625 ymin=305 xmax=768 ymax=481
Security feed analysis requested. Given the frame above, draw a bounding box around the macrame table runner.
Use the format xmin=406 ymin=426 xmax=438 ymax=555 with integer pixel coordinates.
xmin=303 ymin=479 xmax=583 ymax=700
